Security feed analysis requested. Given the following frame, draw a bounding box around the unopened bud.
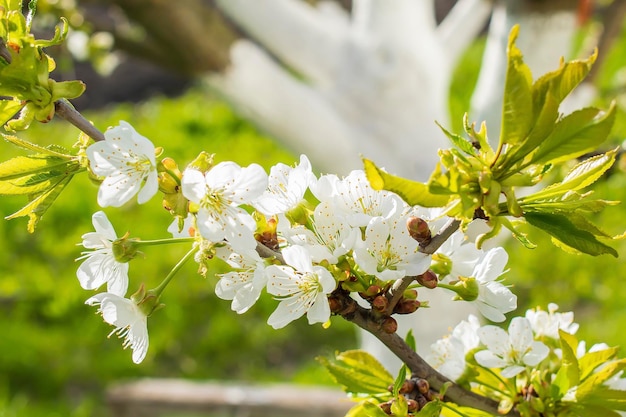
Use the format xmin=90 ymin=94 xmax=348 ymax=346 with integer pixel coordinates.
xmin=379 ymin=401 xmax=392 ymax=414
xmin=399 ymin=379 xmax=416 ymax=394
xmin=415 ymin=378 xmax=429 ymax=395
xmin=372 ymin=295 xmax=388 ymax=312
xmin=407 ymin=216 xmax=432 ymax=245
xmin=407 ymin=399 xmax=419 ymax=412
xmin=416 ymin=270 xmax=438 ymax=289
xmin=416 ymin=394 xmax=428 ymax=409
xmin=394 ymin=299 xmax=420 ymax=314
xmin=381 ymin=317 xmax=397 ymax=334
xmin=328 ymin=296 xmax=342 ymax=313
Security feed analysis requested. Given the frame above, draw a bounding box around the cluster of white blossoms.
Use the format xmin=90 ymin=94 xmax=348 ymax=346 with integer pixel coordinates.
xmin=427 ymin=303 xmax=625 ymax=389
xmin=77 ymin=122 xmax=518 ymax=364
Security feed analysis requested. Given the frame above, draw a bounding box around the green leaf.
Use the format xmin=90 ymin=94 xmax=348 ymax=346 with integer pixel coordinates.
xmin=577 ymin=359 xmax=626 ymax=400
xmin=569 ymin=404 xmax=622 ymax=417
xmin=0 ymin=99 xmax=24 ymax=126
xmin=553 ymin=330 xmax=580 ymax=395
xmin=392 ymin=365 xmax=407 ymax=397
xmin=317 ymin=350 xmax=394 ymax=395
xmin=2 ymin=134 xmax=73 ymax=158
xmin=363 ymin=158 xmax=451 ymax=207
xmin=5 ymin=174 xmax=73 ymax=233
xmin=345 ymin=401 xmax=389 ymax=417
xmin=0 ymin=154 xmax=73 ymax=181
xmin=391 ymin=394 xmax=408 ymax=416
xmin=525 ymin=212 xmax=618 ymax=257
xmin=405 ymin=329 xmax=416 ymax=352
xmin=529 ymin=104 xmax=616 ymax=166
xmin=521 ymin=149 xmax=617 ymax=203
xmin=436 ymin=121 xmax=477 ymax=156
xmin=416 ymin=401 xmax=443 ymax=417
xmin=579 ymin=346 xmax=620 ymax=382
xmin=499 ymin=25 xmax=534 ymax=147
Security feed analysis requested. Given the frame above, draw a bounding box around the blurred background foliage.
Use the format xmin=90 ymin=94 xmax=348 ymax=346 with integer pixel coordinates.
xmin=1 ymin=1 xmax=626 ymax=417
xmin=0 ymin=90 xmax=356 ymax=417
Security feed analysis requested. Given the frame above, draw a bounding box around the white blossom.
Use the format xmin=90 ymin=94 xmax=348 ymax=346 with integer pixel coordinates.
xmin=284 ymin=201 xmax=359 ymax=264
xmin=266 ymin=245 xmax=336 ymax=329
xmin=311 ymin=170 xmax=405 ymax=227
xmin=433 ymin=230 xmax=483 ymax=281
xmin=475 ymin=317 xmax=549 ymax=378
xmin=86 ymin=121 xmax=158 ymax=207
xmin=470 ymin=247 xmax=517 ymax=322
xmin=76 ymin=211 xmax=128 ymax=296
xmin=86 ymin=292 xmax=149 ymax=364
xmin=181 ymin=162 xmax=268 ymax=252
xmin=254 ymin=154 xmax=316 ymax=216
xmin=353 ymin=214 xmax=430 ymax=281
xmin=525 ymin=303 xmax=579 ymax=340
xmin=215 ymin=246 xmax=268 ymax=314
xmin=427 ymin=315 xmax=481 ymax=381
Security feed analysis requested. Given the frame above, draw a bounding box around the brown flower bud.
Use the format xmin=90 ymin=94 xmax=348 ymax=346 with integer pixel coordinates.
xmin=403 ymin=289 xmax=418 ymax=300
xmin=407 ymin=216 xmax=432 ymax=245
xmin=372 ymin=295 xmax=389 ymax=312
xmin=381 ymin=317 xmax=398 ymax=334
xmin=415 ymin=378 xmax=430 ymax=395
xmin=416 ymin=270 xmax=438 ymax=289
xmin=379 ymin=401 xmax=392 ymax=414
xmin=407 ymin=399 xmax=419 ymax=412
xmin=394 ymin=299 xmax=421 ymax=314
xmin=399 ymin=379 xmax=416 ymax=394
xmin=328 ymin=296 xmax=342 ymax=313
xmin=416 ymin=394 xmax=428 ymax=409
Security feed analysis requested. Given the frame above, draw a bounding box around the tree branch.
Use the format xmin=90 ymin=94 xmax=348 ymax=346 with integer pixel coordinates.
xmin=54 ymin=100 xmax=105 ymax=142
xmin=336 ymin=295 xmax=520 ymax=417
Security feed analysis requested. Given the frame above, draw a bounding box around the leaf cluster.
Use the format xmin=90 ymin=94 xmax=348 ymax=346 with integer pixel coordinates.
xmin=0 ymin=0 xmax=84 ymax=130
xmin=365 ymin=26 xmax=619 ymax=256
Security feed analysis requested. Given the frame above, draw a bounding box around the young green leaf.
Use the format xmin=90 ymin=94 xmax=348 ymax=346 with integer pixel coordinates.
xmin=5 ymin=174 xmax=73 ymax=232
xmin=499 ymin=25 xmax=534 ymax=147
xmin=345 ymin=401 xmax=390 ymax=417
xmin=529 ymin=104 xmax=616 ymax=167
xmin=553 ymin=330 xmax=580 ymax=395
xmin=317 ymin=350 xmax=394 ymax=395
xmin=363 ymin=158 xmax=450 ymax=207
xmin=525 ymin=212 xmax=618 ymax=257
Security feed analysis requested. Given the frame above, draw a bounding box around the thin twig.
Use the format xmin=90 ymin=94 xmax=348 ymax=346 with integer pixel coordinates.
xmin=338 ymin=294 xmax=520 ymax=417
xmin=385 ymin=218 xmax=461 ymax=314
xmin=255 ymin=242 xmax=285 ymax=264
xmin=54 ymin=100 xmax=105 ymax=142
xmin=420 ymin=218 xmax=461 ymax=255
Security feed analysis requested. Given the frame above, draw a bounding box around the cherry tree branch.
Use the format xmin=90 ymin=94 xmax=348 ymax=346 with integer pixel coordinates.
xmin=54 ymin=100 xmax=105 ymax=142
xmin=335 ymin=294 xmax=519 ymax=417
xmin=385 ymin=218 xmax=461 ymax=315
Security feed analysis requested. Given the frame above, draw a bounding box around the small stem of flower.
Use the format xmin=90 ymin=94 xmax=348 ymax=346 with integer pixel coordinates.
xmin=133 ymin=237 xmax=195 ymax=248
xmin=151 ymin=245 xmax=198 ymax=297
xmin=54 ymin=99 xmax=106 ymax=142
xmin=385 ymin=275 xmax=416 ymax=316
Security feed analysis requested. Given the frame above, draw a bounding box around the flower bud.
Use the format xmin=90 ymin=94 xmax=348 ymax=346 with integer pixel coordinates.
xmin=406 ymin=216 xmax=431 ymax=245
xmin=379 ymin=401 xmax=392 ymax=414
xmin=415 ymin=378 xmax=429 ymax=395
xmin=372 ymin=295 xmax=388 ymax=313
xmin=407 ymin=399 xmax=419 ymax=412
xmin=157 ymin=157 xmax=182 ymax=194
xmin=399 ymin=379 xmax=416 ymax=394
xmin=394 ymin=299 xmax=420 ymax=314
xmin=403 ymin=289 xmax=418 ymax=300
xmin=416 ymin=394 xmax=428 ymax=410
xmin=416 ymin=270 xmax=438 ymax=289
xmin=381 ymin=317 xmax=397 ymax=334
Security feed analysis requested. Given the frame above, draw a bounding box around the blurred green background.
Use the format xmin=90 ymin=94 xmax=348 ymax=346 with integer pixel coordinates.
xmin=0 ymin=90 xmax=357 ymax=417
xmin=2 ymin=5 xmax=626 ymax=416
